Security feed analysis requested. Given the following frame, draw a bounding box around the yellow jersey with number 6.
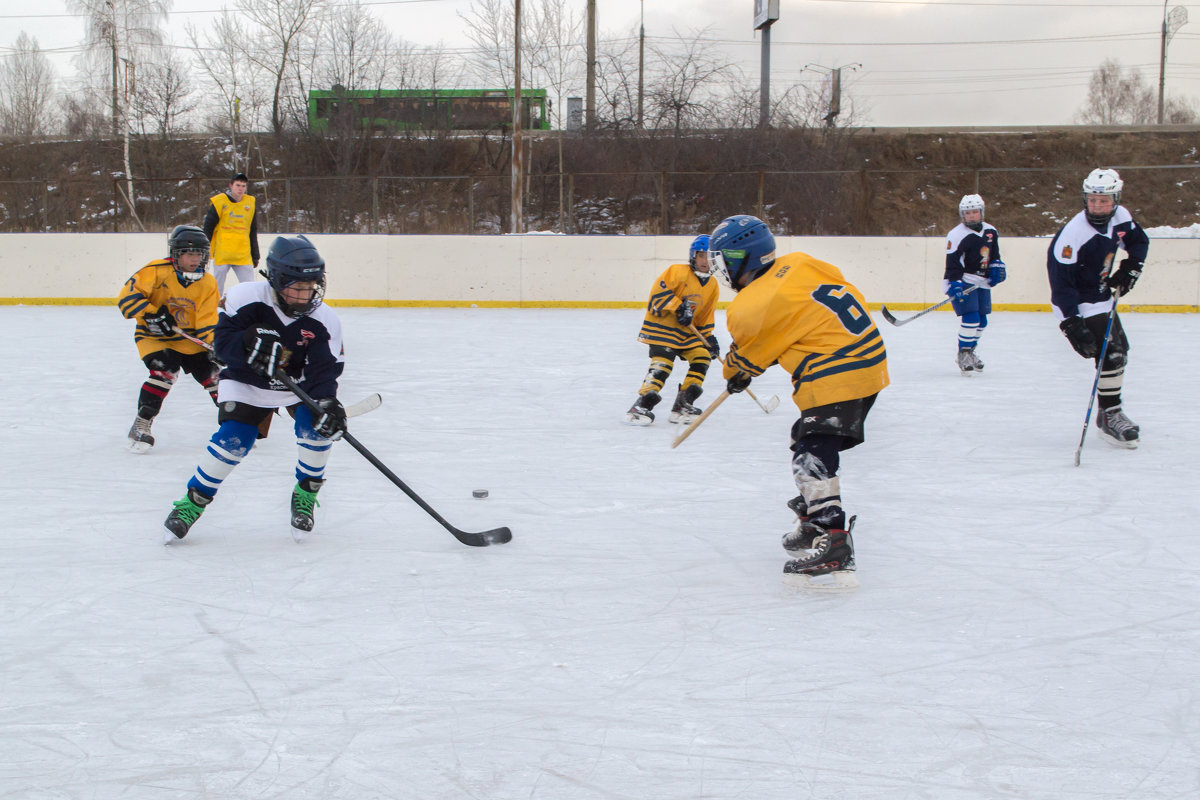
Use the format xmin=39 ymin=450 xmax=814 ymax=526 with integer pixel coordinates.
xmin=723 ymin=251 xmax=889 ymax=410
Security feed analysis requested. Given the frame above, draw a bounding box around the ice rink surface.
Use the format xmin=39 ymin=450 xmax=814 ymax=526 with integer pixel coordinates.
xmin=2 ymin=305 xmax=1198 ymax=800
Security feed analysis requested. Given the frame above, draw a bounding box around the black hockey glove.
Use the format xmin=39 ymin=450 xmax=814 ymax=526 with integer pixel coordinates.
xmin=1106 ymin=258 xmax=1142 ymax=296
xmin=727 ymin=372 xmax=752 ymax=394
xmin=243 ymin=326 xmax=284 ymax=377
xmin=1059 ymin=316 xmax=1098 ymax=359
xmin=142 ymin=307 xmax=176 ymax=337
xmin=705 ymin=335 xmax=720 ymax=360
xmin=312 ymin=397 xmax=347 ymax=441
xmin=675 ymin=301 xmax=695 ymax=327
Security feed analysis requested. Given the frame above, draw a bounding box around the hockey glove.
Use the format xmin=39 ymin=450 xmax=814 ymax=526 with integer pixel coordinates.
xmin=243 ymin=326 xmax=284 ymax=377
xmin=946 ymin=280 xmax=968 ymax=300
xmin=312 ymin=397 xmax=347 ymax=441
xmin=1106 ymin=258 xmax=1142 ymax=296
xmin=987 ymin=261 xmax=1007 ymax=286
xmin=727 ymin=372 xmax=752 ymax=394
xmin=705 ymin=335 xmax=720 ymax=360
xmin=675 ymin=301 xmax=695 ymax=327
xmin=1059 ymin=316 xmax=1098 ymax=359
xmin=142 ymin=307 xmax=177 ymax=337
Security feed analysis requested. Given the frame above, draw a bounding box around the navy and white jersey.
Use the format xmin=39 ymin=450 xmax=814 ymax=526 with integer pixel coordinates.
xmin=1046 ymin=207 xmax=1149 ymax=321
xmin=214 ymin=281 xmax=344 ymax=408
xmin=943 ymin=222 xmax=1001 ymax=292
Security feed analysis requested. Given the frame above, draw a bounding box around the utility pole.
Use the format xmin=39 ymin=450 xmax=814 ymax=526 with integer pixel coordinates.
xmin=754 ymin=0 xmax=780 ymax=129
xmin=108 ymin=0 xmax=119 ymax=136
xmin=586 ymin=0 xmax=596 ymax=133
xmin=637 ymin=0 xmax=645 ymax=129
xmin=1158 ymin=2 xmax=1189 ymax=124
xmin=511 ymin=0 xmax=524 ymax=233
xmin=805 ymin=63 xmax=861 ymax=128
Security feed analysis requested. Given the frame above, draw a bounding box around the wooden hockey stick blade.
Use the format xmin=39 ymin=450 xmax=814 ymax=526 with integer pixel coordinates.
xmin=344 ymin=393 xmax=382 ymax=418
xmin=671 ymin=390 xmax=730 ymax=449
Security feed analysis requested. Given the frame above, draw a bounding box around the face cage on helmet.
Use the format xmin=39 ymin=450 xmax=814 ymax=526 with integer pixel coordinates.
xmin=1083 ymin=190 xmax=1121 ymax=225
xmin=172 ymin=247 xmax=210 ymax=284
xmin=709 ymin=250 xmax=735 ymax=289
xmin=274 ymin=276 xmax=327 ymax=318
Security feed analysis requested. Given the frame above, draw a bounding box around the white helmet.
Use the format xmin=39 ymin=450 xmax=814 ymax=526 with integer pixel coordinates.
xmin=958 ymin=194 xmax=985 ymax=230
xmin=1082 ymin=168 xmax=1123 ymax=225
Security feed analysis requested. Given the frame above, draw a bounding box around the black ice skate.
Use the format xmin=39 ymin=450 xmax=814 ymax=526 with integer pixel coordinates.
xmin=623 ymin=391 xmax=661 ymax=426
xmin=783 ymin=517 xmax=859 ymax=592
xmin=781 ymin=495 xmax=821 ymax=557
xmin=1096 ymin=407 xmax=1139 ymax=449
xmin=127 ymin=415 xmax=155 ymax=453
xmin=290 ymin=478 xmax=324 ymax=540
xmin=668 ymin=384 xmax=703 ymax=424
xmin=163 ymin=487 xmax=212 ymax=543
xmin=955 ymin=349 xmax=980 ymax=376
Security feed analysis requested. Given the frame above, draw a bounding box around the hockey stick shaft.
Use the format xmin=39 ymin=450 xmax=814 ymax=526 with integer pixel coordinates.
xmin=881 ymin=284 xmax=981 ymax=327
xmin=687 ymin=323 xmax=778 ymax=414
xmin=276 ymin=371 xmax=511 ymax=546
xmin=171 ymin=326 xmax=379 ymax=417
xmin=671 ymin=390 xmax=731 ymax=449
xmin=1074 ymin=291 xmax=1121 ymax=467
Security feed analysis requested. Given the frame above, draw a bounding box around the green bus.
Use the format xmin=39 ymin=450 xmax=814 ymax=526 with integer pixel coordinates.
xmin=308 ymin=88 xmax=552 ymax=132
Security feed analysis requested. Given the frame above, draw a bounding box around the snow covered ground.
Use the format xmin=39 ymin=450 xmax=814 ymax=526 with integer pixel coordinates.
xmin=2 ymin=305 xmax=1198 ymax=800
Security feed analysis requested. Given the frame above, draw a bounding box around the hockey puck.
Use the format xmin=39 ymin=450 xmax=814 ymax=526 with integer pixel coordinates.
xmin=472 ymin=489 xmax=489 ymax=498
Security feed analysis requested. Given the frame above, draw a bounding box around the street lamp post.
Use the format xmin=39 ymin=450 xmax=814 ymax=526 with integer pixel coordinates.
xmin=1158 ymin=2 xmax=1189 ymax=124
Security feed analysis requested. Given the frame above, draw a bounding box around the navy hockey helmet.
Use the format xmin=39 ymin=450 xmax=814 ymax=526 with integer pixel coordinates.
xmin=265 ymin=234 xmax=326 ymax=318
xmin=167 ymin=225 xmax=210 ymax=284
xmin=688 ymin=234 xmax=711 ymax=276
xmin=1082 ymin=168 xmax=1123 ymax=226
xmin=708 ymin=215 xmax=776 ymax=290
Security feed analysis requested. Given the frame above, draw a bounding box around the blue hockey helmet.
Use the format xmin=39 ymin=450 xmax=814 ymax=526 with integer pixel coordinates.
xmin=688 ymin=234 xmax=711 ymax=276
xmin=265 ymin=234 xmax=326 ymax=317
xmin=708 ymin=215 xmax=776 ymax=290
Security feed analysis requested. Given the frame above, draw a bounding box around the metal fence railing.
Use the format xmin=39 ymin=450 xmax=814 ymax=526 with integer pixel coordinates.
xmin=2 ymin=165 xmax=1197 ymax=237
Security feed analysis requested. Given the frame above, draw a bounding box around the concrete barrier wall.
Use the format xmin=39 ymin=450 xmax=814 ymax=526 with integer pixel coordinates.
xmin=2 ymin=233 xmax=1197 ymax=310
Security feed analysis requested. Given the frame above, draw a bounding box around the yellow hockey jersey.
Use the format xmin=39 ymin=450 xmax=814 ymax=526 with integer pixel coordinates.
xmin=723 ymin=251 xmax=889 ymax=410
xmin=208 ymin=192 xmax=256 ymax=265
xmin=118 ymin=259 xmax=220 ymax=358
xmin=637 ymin=263 xmax=719 ymax=350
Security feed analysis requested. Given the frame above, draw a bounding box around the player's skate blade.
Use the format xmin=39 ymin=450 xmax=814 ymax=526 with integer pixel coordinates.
xmin=782 ymin=570 xmax=860 ymax=592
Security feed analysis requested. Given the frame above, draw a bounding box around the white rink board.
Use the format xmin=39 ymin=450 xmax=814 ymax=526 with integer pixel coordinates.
xmin=1 ymin=232 xmax=1197 ymax=308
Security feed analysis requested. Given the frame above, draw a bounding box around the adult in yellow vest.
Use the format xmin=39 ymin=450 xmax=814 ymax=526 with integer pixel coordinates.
xmin=203 ymin=172 xmax=260 ymax=296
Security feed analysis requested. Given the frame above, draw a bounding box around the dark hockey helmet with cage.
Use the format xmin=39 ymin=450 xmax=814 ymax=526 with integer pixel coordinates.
xmin=265 ymin=234 xmax=326 ymax=318
xmin=167 ymin=225 xmax=210 ymax=285
xmin=708 ymin=215 xmax=776 ymax=291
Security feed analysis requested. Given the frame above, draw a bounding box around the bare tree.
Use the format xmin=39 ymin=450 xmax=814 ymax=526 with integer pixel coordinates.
xmin=66 ymin=0 xmax=170 ymax=135
xmin=0 ymin=32 xmax=57 ymax=138
xmin=525 ymin=0 xmax=583 ymax=128
xmin=312 ymin=1 xmax=410 ymax=92
xmin=1076 ymin=59 xmax=1157 ymax=125
xmin=187 ymin=12 xmax=271 ymax=144
xmin=129 ymin=48 xmax=198 ymax=137
xmin=645 ymin=29 xmax=737 ymax=133
xmin=459 ymin=0 xmax=516 ymax=89
xmin=239 ymin=0 xmax=325 ymax=134
xmin=593 ymin=33 xmax=639 ymax=130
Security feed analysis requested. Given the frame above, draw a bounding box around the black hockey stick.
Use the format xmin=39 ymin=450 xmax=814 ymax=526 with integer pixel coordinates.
xmin=276 ymin=372 xmax=512 ymax=547
xmin=880 ymin=284 xmax=981 ymax=327
xmin=171 ymin=327 xmax=380 ymax=418
xmin=1074 ymin=290 xmax=1121 ymax=467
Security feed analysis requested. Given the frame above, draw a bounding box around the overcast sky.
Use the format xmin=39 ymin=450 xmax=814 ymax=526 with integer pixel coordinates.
xmin=4 ymin=0 xmax=1199 ymax=127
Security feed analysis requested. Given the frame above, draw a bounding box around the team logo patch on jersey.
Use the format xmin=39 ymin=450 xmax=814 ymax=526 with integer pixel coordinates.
xmin=946 ymin=240 xmax=952 ymax=251
xmin=1061 ymin=245 xmax=1073 ymax=259
xmin=299 ymin=329 xmax=315 ymax=342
